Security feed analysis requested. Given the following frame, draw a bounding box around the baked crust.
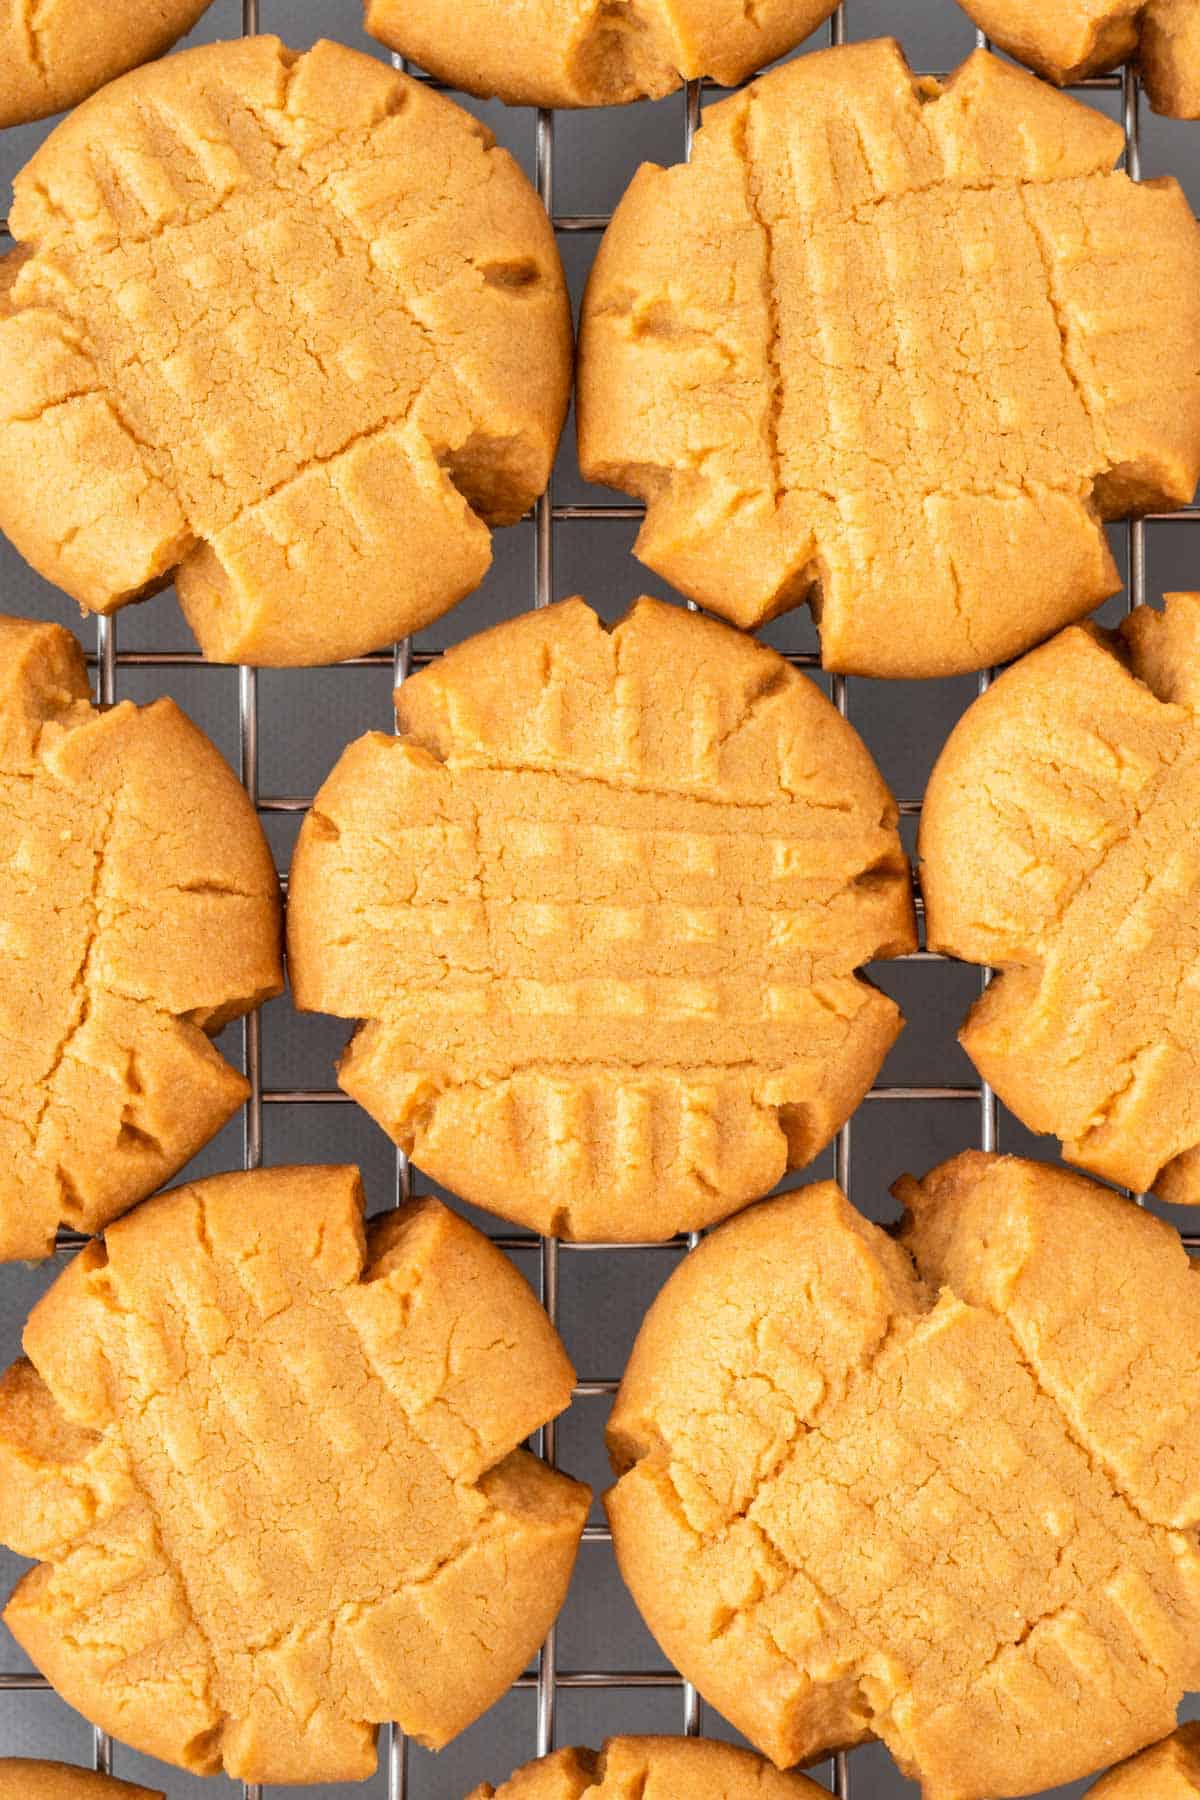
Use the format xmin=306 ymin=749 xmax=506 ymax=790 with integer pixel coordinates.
xmin=0 ymin=0 xmax=213 ymax=128
xmin=0 ymin=1168 xmax=589 ymax=1783
xmin=466 ymin=1735 xmax=828 ymax=1797
xmin=920 ymin=593 xmax=1200 ymax=1203
xmin=289 ymin=596 xmax=915 ymax=1241
xmin=578 ymin=38 xmax=1200 ymax=677
xmin=0 ymin=37 xmax=571 ymax=666
xmin=607 ymin=1152 xmax=1200 ymax=1797
xmin=0 ymin=615 xmax=282 ymax=1261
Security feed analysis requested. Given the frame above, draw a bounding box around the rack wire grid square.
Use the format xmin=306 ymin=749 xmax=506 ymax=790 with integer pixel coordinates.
xmin=1 ymin=0 xmax=1199 ymax=1795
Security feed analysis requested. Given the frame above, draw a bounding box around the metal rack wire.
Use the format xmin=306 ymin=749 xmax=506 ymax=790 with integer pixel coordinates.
xmin=1 ymin=0 xmax=1194 ymax=1795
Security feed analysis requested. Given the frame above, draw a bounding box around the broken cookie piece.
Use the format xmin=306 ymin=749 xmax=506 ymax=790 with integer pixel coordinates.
xmin=578 ymin=38 xmax=1200 ymax=676
xmin=287 ymin=596 xmax=916 ymax=1242
xmin=364 ymin=0 xmax=840 ymax=107
xmin=466 ymin=1736 xmax=828 ymax=1797
xmin=0 ymin=1167 xmax=589 ymax=1784
xmin=0 ymin=36 xmax=571 ymax=665
xmin=607 ymin=1152 xmax=1200 ymax=1798
xmin=0 ymin=616 xmax=282 ymax=1262
xmin=921 ymin=593 xmax=1200 ymax=1204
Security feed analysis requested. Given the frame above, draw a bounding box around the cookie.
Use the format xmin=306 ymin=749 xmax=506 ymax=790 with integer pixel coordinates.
xmin=1090 ymin=1724 xmax=1200 ymax=1795
xmin=920 ymin=594 xmax=1200 ymax=1204
xmin=0 ymin=0 xmax=212 ymax=129
xmin=0 ymin=616 xmax=282 ymax=1263
xmin=0 ymin=37 xmax=571 ymax=667
xmin=466 ymin=1735 xmax=828 ymax=1798
xmin=0 ymin=1764 xmax=161 ymax=1800
xmin=606 ymin=1151 xmax=1200 ymax=1798
xmin=364 ymin=0 xmax=839 ymax=107
xmin=288 ymin=597 xmax=915 ymax=1242
xmin=957 ymin=1 xmax=1200 ymax=118
xmin=0 ymin=1166 xmax=589 ymax=1784
xmin=578 ymin=38 xmax=1200 ymax=678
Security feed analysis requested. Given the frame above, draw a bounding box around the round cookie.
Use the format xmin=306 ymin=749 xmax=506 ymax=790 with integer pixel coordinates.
xmin=0 ymin=1166 xmax=589 ymax=1784
xmin=0 ymin=0 xmax=213 ymax=129
xmin=920 ymin=593 xmax=1200 ymax=1204
xmin=1090 ymin=1724 xmax=1200 ymax=1795
xmin=957 ymin=1 xmax=1200 ymax=118
xmin=0 ymin=1764 xmax=162 ymax=1800
xmin=0 ymin=37 xmax=571 ymax=667
xmin=466 ymin=1736 xmax=828 ymax=1798
xmin=364 ymin=0 xmax=839 ymax=108
xmin=288 ymin=596 xmax=915 ymax=1242
xmin=0 ymin=615 xmax=282 ymax=1263
xmin=578 ymin=38 xmax=1200 ymax=678
xmin=606 ymin=1151 xmax=1200 ymax=1798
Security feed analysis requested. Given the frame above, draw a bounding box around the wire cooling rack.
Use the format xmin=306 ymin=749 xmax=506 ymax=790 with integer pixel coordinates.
xmin=1 ymin=0 xmax=1198 ymax=1795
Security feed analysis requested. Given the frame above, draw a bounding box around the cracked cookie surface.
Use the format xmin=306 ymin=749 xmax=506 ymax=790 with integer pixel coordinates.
xmin=364 ymin=0 xmax=839 ymax=107
xmin=921 ymin=593 xmax=1200 ymax=1204
xmin=288 ymin=597 xmax=915 ymax=1242
xmin=0 ymin=35 xmax=571 ymax=666
xmin=957 ymin=0 xmax=1200 ymax=117
xmin=0 ymin=0 xmax=212 ymax=128
xmin=467 ymin=1735 xmax=828 ymax=1797
xmin=578 ymin=38 xmax=1200 ymax=678
xmin=0 ymin=1762 xmax=162 ymax=1800
xmin=0 ymin=616 xmax=281 ymax=1263
xmin=1090 ymin=1723 xmax=1200 ymax=1794
xmin=0 ymin=1166 xmax=589 ymax=1784
xmin=606 ymin=1152 xmax=1200 ymax=1799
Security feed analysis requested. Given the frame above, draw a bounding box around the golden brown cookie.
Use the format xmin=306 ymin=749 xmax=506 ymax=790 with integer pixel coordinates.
xmin=0 ymin=1763 xmax=161 ymax=1800
xmin=957 ymin=1 xmax=1200 ymax=117
xmin=0 ymin=36 xmax=571 ymax=667
xmin=466 ymin=1736 xmax=828 ymax=1798
xmin=364 ymin=0 xmax=839 ymax=107
xmin=578 ymin=38 xmax=1200 ymax=678
xmin=1090 ymin=1724 xmax=1200 ymax=1795
xmin=920 ymin=594 xmax=1200 ymax=1204
xmin=607 ymin=1152 xmax=1200 ymax=1798
xmin=0 ymin=1166 xmax=589 ymax=1784
xmin=0 ymin=0 xmax=213 ymax=128
xmin=288 ymin=597 xmax=915 ymax=1242
xmin=0 ymin=615 xmax=281 ymax=1263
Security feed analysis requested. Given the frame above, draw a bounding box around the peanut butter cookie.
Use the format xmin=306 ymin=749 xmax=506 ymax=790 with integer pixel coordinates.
xmin=921 ymin=594 xmax=1200 ymax=1204
xmin=0 ymin=1764 xmax=161 ymax=1800
xmin=1091 ymin=1724 xmax=1200 ymax=1795
xmin=958 ymin=1 xmax=1200 ymax=117
xmin=0 ymin=616 xmax=281 ymax=1263
xmin=0 ymin=1167 xmax=589 ymax=1784
xmin=578 ymin=38 xmax=1200 ymax=677
xmin=467 ymin=1736 xmax=828 ymax=1797
xmin=0 ymin=0 xmax=212 ymax=128
xmin=607 ymin=1152 xmax=1200 ymax=1798
xmin=288 ymin=597 xmax=915 ymax=1242
xmin=365 ymin=0 xmax=838 ymax=107
xmin=0 ymin=37 xmax=570 ymax=666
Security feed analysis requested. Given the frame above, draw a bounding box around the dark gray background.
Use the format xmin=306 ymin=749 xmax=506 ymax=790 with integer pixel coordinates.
xmin=0 ymin=1 xmax=1198 ymax=1795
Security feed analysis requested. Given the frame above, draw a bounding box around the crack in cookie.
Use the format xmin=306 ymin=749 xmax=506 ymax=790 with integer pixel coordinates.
xmin=0 ymin=37 xmax=571 ymax=666
xmin=0 ymin=617 xmax=282 ymax=1262
xmin=578 ymin=38 xmax=1200 ymax=677
xmin=921 ymin=592 xmax=1200 ymax=1204
xmin=288 ymin=597 xmax=916 ymax=1242
xmin=466 ymin=1735 xmax=829 ymax=1798
xmin=0 ymin=1168 xmax=589 ymax=1785
xmin=606 ymin=1153 xmax=1200 ymax=1798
